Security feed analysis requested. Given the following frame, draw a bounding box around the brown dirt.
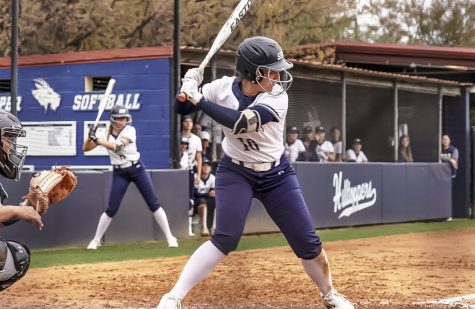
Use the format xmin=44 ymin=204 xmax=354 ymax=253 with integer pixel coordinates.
xmin=3 ymin=228 xmax=475 ymax=309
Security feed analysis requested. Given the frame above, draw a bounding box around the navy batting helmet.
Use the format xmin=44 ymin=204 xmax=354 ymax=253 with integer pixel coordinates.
xmin=236 ymin=36 xmax=293 ymax=93
xmin=0 ymin=110 xmax=27 ymax=180
xmin=110 ymin=104 xmax=132 ymax=124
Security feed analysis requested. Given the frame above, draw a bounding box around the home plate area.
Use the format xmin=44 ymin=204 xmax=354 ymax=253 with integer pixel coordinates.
xmin=2 ymin=228 xmax=475 ymax=308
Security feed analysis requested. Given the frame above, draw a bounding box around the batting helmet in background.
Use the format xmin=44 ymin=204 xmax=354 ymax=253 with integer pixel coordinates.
xmin=109 ymin=104 xmax=132 ymax=124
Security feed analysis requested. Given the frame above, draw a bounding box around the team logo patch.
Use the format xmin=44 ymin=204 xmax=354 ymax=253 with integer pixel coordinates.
xmin=32 ymin=78 xmax=62 ymax=113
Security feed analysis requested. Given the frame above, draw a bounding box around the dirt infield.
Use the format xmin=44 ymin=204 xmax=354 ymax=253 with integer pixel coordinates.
xmin=3 ymin=227 xmax=475 ymax=309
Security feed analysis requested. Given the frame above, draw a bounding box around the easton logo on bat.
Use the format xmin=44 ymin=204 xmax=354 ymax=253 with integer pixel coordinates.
xmin=230 ymin=0 xmax=255 ymax=32
xmin=332 ymin=171 xmax=377 ymax=219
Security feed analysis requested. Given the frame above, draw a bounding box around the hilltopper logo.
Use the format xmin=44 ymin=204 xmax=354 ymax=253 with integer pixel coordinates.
xmin=332 ymin=171 xmax=377 ymax=218
xmin=32 ymin=78 xmax=62 ymax=113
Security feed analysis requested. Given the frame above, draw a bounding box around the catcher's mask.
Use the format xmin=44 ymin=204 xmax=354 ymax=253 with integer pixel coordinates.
xmin=236 ymin=36 xmax=293 ymax=95
xmin=109 ymin=104 xmax=132 ymax=130
xmin=0 ymin=111 xmax=27 ymax=181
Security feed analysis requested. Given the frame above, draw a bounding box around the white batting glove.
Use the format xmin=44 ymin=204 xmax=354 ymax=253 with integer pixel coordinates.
xmin=180 ymin=79 xmax=203 ymax=105
xmin=184 ymin=68 xmax=204 ymax=85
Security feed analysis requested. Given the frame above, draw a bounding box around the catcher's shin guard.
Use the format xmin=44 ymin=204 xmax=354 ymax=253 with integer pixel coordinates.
xmin=0 ymin=238 xmax=30 ymax=292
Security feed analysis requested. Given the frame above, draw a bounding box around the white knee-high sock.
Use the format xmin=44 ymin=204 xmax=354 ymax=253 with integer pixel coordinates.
xmin=170 ymin=240 xmax=225 ymax=299
xmin=153 ymin=207 xmax=175 ymax=240
xmin=301 ymin=248 xmax=333 ymax=295
xmin=93 ymin=213 xmax=112 ymax=242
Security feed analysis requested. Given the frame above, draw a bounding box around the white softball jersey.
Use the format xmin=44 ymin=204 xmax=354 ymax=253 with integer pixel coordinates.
xmin=333 ymin=141 xmax=342 ymax=156
xmin=201 ymin=76 xmax=287 ymax=163
xmin=285 ymin=139 xmax=305 ymax=163
xmin=345 ymin=149 xmax=368 ymax=163
xmin=102 ymin=125 xmax=140 ymax=165
xmin=183 ymin=133 xmax=202 ymax=170
xmin=316 ymin=141 xmax=335 ymax=162
xmin=196 ymin=173 xmax=216 ymax=195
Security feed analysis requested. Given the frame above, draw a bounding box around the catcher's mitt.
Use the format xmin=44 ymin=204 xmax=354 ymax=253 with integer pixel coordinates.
xmin=22 ymin=167 xmax=78 ymax=215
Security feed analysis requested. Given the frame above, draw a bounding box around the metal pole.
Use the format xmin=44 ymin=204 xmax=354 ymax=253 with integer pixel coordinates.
xmin=437 ymin=85 xmax=442 ymax=162
xmin=393 ymin=81 xmax=399 ymax=161
xmin=171 ymin=0 xmax=181 ymax=168
xmin=10 ymin=0 xmax=19 ymax=116
xmin=341 ymin=72 xmax=346 ymax=155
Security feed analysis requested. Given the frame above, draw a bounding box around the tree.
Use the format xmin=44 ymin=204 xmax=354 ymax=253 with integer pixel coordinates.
xmin=363 ymin=0 xmax=475 ymax=47
xmin=0 ymin=0 xmax=357 ymax=56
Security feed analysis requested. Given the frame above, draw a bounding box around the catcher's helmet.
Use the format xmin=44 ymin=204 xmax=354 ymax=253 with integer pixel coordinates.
xmin=110 ymin=104 xmax=132 ymax=124
xmin=0 ymin=110 xmax=27 ymax=180
xmin=236 ymin=36 xmax=293 ymax=94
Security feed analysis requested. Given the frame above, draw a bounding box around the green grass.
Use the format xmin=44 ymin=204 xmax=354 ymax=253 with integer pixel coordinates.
xmin=30 ymin=219 xmax=475 ymax=269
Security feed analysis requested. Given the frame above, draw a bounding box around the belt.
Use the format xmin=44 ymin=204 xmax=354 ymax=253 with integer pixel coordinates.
xmin=113 ymin=160 xmax=139 ymax=169
xmin=231 ymin=158 xmax=280 ymax=172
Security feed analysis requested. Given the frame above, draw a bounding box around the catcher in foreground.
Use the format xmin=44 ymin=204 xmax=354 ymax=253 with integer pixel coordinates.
xmin=0 ymin=110 xmax=77 ymax=292
xmin=0 ymin=110 xmax=40 ymax=292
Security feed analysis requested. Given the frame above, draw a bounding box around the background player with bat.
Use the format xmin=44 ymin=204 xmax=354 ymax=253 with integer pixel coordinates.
xmin=84 ymin=81 xmax=178 ymax=250
xmin=158 ymin=33 xmax=354 ymax=309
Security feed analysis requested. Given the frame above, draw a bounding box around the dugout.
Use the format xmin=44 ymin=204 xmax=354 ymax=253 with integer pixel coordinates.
xmin=181 ymin=46 xmax=472 ymax=218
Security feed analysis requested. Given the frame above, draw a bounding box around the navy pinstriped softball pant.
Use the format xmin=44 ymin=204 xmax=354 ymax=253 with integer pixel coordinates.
xmin=106 ymin=161 xmax=160 ymax=217
xmin=210 ymin=155 xmax=322 ymax=260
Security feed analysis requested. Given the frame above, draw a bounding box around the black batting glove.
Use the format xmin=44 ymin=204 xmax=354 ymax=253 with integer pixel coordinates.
xmin=88 ymin=129 xmax=98 ymax=143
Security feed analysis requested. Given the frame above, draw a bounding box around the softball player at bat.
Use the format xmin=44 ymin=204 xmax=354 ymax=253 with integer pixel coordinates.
xmin=83 ymin=105 xmax=178 ymax=249
xmin=158 ymin=36 xmax=353 ymax=309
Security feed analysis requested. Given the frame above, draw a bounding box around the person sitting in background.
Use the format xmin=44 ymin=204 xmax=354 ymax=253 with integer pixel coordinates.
xmin=330 ymin=127 xmax=343 ymax=162
xmin=192 ymin=123 xmax=202 ymax=136
xmin=345 ymin=138 xmax=368 ymax=163
xmin=284 ymin=126 xmax=305 ymax=163
xmin=301 ymin=125 xmax=314 ymax=151
xmin=310 ymin=126 xmax=335 ymax=162
xmin=398 ymin=135 xmax=413 ymax=162
xmin=199 ymin=131 xmax=212 ymax=161
xmin=179 ymin=136 xmax=190 ymax=169
xmin=193 ymin=158 xmax=216 ymax=237
xmin=441 ymin=134 xmax=459 ymax=178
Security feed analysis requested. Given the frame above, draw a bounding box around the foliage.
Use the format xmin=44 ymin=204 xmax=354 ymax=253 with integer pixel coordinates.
xmin=1 ymin=0 xmax=474 ymax=57
xmin=0 ymin=0 xmax=356 ymax=56
xmin=363 ymin=0 xmax=475 ymax=47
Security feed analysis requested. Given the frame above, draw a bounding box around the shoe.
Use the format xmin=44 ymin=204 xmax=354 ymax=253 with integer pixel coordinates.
xmin=189 ymin=231 xmax=196 ymax=237
xmin=167 ymin=236 xmax=179 ymax=248
xmin=86 ymin=239 xmax=101 ymax=250
xmin=201 ymin=228 xmax=210 ymax=237
xmin=157 ymin=292 xmax=182 ymax=309
xmin=322 ymin=289 xmax=354 ymax=309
